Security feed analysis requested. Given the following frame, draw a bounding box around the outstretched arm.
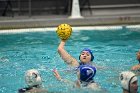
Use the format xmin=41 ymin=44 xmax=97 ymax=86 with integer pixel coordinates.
xmin=58 ymin=40 xmax=79 ymax=67
xmin=53 ymin=69 xmax=73 ymax=83
xmin=53 ymin=69 xmax=80 ymax=88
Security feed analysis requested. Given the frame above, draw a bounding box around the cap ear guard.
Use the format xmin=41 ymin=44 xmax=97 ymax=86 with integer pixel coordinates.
xmin=119 ymin=73 xmax=128 ymax=90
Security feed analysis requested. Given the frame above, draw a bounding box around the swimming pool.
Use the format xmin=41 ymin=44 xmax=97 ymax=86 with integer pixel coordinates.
xmin=0 ymin=25 xmax=140 ymax=93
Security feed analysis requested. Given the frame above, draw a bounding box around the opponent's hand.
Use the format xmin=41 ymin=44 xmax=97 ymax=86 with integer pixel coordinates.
xmin=53 ymin=69 xmax=62 ymax=81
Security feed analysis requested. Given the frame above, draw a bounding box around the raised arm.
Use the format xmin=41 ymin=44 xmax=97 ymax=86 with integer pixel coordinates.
xmin=58 ymin=40 xmax=79 ymax=67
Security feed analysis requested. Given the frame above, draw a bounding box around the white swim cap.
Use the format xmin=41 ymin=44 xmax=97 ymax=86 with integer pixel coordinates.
xmin=119 ymin=71 xmax=137 ymax=90
xmin=25 ymin=69 xmax=42 ymax=87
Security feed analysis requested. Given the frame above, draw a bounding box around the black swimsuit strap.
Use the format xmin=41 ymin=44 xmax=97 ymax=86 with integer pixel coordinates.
xmin=18 ymin=87 xmax=32 ymax=93
xmin=18 ymin=85 xmax=39 ymax=93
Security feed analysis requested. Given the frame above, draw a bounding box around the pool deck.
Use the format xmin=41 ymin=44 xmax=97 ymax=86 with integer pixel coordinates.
xmin=0 ymin=8 xmax=140 ymax=30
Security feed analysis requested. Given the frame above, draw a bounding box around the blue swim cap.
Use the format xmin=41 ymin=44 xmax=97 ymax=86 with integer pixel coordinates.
xmin=79 ymin=48 xmax=94 ymax=61
xmin=79 ymin=65 xmax=96 ymax=82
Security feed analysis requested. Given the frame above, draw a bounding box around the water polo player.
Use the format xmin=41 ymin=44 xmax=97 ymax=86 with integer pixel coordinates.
xmin=18 ymin=69 xmax=47 ymax=93
xmin=56 ymin=24 xmax=100 ymax=68
xmin=53 ymin=65 xmax=101 ymax=90
xmin=131 ymin=50 xmax=140 ymax=71
xmin=119 ymin=71 xmax=138 ymax=93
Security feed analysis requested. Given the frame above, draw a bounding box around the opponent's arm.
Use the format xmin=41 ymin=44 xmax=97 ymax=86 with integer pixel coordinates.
xmin=53 ymin=69 xmax=76 ymax=85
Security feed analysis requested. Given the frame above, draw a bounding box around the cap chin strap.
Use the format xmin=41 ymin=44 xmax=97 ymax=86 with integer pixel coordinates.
xmin=128 ymin=75 xmax=136 ymax=93
xmin=122 ymin=88 xmax=130 ymax=93
xmin=138 ymin=60 xmax=140 ymax=64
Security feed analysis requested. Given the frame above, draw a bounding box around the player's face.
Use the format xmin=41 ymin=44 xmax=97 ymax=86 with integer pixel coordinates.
xmin=80 ymin=51 xmax=92 ymax=63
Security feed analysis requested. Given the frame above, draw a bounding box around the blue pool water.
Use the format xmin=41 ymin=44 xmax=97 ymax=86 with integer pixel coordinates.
xmin=0 ymin=26 xmax=140 ymax=93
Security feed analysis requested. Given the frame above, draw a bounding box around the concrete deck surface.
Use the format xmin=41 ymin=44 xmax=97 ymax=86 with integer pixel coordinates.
xmin=0 ymin=8 xmax=140 ymax=29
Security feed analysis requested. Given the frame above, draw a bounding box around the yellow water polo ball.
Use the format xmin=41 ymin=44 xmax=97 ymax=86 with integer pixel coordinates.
xmin=56 ymin=23 xmax=72 ymax=40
